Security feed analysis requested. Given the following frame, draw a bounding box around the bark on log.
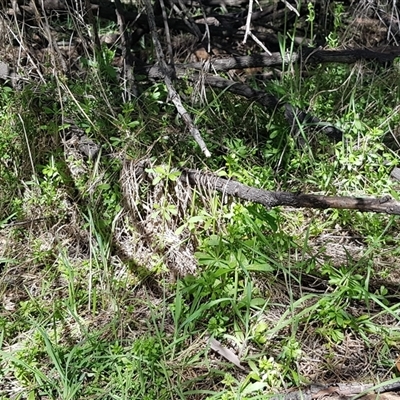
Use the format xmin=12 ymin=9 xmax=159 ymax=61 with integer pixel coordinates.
xmin=268 ymin=381 xmax=400 ymax=400
xmin=141 ymin=47 xmax=400 ymax=74
xmin=391 ymin=167 xmax=400 ymax=182
xmin=180 ymin=168 xmax=400 ymax=215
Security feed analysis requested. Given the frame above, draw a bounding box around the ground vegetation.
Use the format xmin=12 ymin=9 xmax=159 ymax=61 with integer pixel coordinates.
xmin=1 ymin=0 xmax=400 ymax=399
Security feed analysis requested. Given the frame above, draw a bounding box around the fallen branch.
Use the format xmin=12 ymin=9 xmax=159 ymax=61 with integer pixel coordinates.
xmin=180 ymin=168 xmax=400 ymax=215
xmin=114 ymin=0 xmax=137 ymax=100
xmin=142 ymin=0 xmax=211 ymax=157
xmin=140 ymin=46 xmax=400 ymax=74
xmin=268 ymin=380 xmax=400 ymax=400
xmin=144 ymin=65 xmax=342 ymax=141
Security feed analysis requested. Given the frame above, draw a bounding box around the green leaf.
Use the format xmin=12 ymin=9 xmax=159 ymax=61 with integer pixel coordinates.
xmin=188 ymin=216 xmax=205 ymax=223
xmin=246 ymin=263 xmax=273 ymax=272
xmin=248 ymin=360 xmax=258 ymax=373
xmin=175 ymin=225 xmax=185 ymax=235
xmin=152 ymin=176 xmax=162 ymax=185
xmin=154 ymin=166 xmax=167 ymax=174
xmin=250 ymin=298 xmax=267 ymax=307
xmin=168 ymin=171 xmax=181 ymax=181
xmin=353 ymin=117 xmax=363 ymax=131
xmin=207 ymin=235 xmax=222 ymax=246
xmin=241 ymin=381 xmax=268 ymax=395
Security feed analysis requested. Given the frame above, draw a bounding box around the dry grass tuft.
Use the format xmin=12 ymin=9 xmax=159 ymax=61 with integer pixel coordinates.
xmin=118 ymin=159 xmax=197 ymax=277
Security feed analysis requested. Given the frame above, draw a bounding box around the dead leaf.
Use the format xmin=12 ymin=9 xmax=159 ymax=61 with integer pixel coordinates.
xmin=208 ymin=337 xmax=245 ymax=370
xmin=396 ymin=355 xmax=400 ymax=372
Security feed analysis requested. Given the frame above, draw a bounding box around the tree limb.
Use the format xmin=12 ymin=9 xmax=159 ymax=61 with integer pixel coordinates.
xmin=140 ymin=46 xmax=400 ymax=74
xmin=144 ymin=65 xmax=343 ymax=141
xmin=180 ymin=168 xmax=400 ymax=215
xmin=142 ymin=0 xmax=211 ymax=157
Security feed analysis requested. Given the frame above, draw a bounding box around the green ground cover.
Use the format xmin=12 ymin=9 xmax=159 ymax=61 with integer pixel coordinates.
xmin=1 ymin=1 xmax=400 ymax=399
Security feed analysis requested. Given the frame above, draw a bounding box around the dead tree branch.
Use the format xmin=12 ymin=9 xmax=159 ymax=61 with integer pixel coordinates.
xmin=142 ymin=0 xmax=211 ymax=157
xmin=114 ymin=0 xmax=137 ymax=100
xmin=180 ymin=168 xmax=400 ymax=215
xmin=141 ymin=46 xmax=400 ymax=74
xmin=144 ymin=65 xmax=343 ymax=141
xmin=268 ymin=381 xmax=400 ymax=400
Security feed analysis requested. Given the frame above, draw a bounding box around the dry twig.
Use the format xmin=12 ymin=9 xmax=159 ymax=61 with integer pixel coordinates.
xmin=142 ymin=0 xmax=211 ymax=157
